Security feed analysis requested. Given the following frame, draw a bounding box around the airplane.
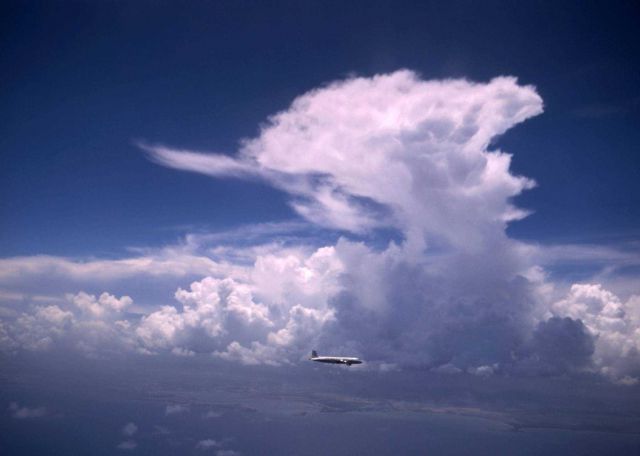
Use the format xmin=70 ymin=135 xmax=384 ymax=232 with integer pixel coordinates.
xmin=309 ymin=350 xmax=362 ymax=366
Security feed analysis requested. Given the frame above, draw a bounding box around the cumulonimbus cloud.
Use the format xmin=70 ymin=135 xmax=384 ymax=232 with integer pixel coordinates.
xmin=1 ymin=71 xmax=639 ymax=384
xmin=142 ymin=70 xmax=542 ymax=249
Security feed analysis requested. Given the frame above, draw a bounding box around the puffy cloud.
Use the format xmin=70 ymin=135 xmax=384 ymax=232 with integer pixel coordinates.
xmin=196 ymin=439 xmax=220 ymax=450
xmin=550 ymin=284 xmax=640 ymax=382
xmin=431 ymin=364 xmax=463 ymax=375
xmin=136 ymin=277 xmax=273 ymax=353
xmin=0 ymin=248 xmax=341 ymax=364
xmin=70 ymin=292 xmax=132 ymax=317
xmin=116 ymin=440 xmax=137 ymax=450
xmin=468 ymin=365 xmax=497 ymax=377
xmin=116 ymin=425 xmax=139 ymax=454
xmin=122 ymin=422 xmax=138 ymax=437
xmin=135 ymin=247 xmax=340 ymax=364
xmin=216 ymin=451 xmax=241 ymax=456
xmin=8 ymin=402 xmax=47 ymax=419
xmin=10 ymin=305 xmax=74 ymax=351
xmin=213 ymin=340 xmax=278 ymax=366
xmin=1 ymin=293 xmax=137 ymax=356
xmin=165 ymin=404 xmax=189 ymax=415
xmin=171 ymin=347 xmax=195 ymax=357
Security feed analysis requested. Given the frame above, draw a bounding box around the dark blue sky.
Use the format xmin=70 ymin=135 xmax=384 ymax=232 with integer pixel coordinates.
xmin=2 ymin=0 xmax=639 ymax=256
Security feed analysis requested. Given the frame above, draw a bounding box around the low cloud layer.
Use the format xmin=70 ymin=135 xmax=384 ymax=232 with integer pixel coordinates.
xmin=1 ymin=71 xmax=639 ymax=384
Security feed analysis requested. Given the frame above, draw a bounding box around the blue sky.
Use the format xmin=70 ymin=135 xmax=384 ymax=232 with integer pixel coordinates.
xmin=2 ymin=1 xmax=639 ymax=256
xmin=2 ymin=1 xmax=640 ymax=454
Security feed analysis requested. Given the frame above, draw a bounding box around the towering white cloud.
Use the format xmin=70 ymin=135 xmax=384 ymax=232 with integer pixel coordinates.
xmin=141 ymin=70 xmax=547 ymax=368
xmin=1 ymin=71 xmax=639 ymax=383
xmin=144 ymin=71 xmax=542 ymax=252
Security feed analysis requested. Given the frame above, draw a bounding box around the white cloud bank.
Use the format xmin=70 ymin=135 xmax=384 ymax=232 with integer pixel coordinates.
xmin=1 ymin=71 xmax=639 ymax=384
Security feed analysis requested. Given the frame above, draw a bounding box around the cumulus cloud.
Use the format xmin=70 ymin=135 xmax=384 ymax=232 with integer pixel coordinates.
xmin=550 ymin=284 xmax=640 ymax=382
xmin=0 ymin=248 xmax=341 ymax=363
xmin=71 ymin=292 xmax=132 ymax=317
xmin=136 ymin=277 xmax=273 ymax=353
xmin=468 ymin=365 xmax=497 ymax=377
xmin=216 ymin=450 xmax=241 ymax=456
xmin=431 ymin=364 xmax=463 ymax=375
xmin=134 ymin=247 xmax=340 ymax=364
xmin=8 ymin=402 xmax=47 ymax=419
xmin=116 ymin=440 xmax=137 ymax=450
xmin=0 ymin=292 xmax=137 ymax=356
xmin=165 ymin=404 xmax=189 ymax=415
xmin=196 ymin=439 xmax=220 ymax=450
xmin=122 ymin=422 xmax=138 ymax=437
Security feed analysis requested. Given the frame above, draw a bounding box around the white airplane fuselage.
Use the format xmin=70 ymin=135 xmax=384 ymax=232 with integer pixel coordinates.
xmin=309 ymin=351 xmax=362 ymax=366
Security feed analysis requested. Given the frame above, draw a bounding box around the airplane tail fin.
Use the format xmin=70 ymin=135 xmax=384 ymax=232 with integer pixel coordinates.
xmin=311 ymin=350 xmax=318 ymax=358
